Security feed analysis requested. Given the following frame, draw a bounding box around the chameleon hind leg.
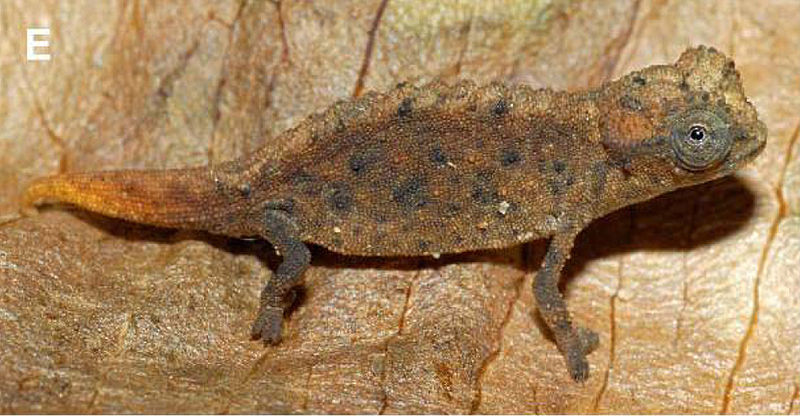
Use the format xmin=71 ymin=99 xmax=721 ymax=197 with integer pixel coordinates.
xmin=251 ymin=208 xmax=310 ymax=344
xmin=534 ymin=230 xmax=599 ymax=382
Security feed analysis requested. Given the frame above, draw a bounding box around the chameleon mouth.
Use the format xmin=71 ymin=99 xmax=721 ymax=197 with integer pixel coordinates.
xmin=745 ymin=135 xmax=766 ymax=158
xmin=729 ymin=136 xmax=766 ymax=166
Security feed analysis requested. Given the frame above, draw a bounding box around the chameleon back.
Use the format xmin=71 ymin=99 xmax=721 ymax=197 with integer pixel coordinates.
xmin=265 ymin=81 xmax=606 ymax=256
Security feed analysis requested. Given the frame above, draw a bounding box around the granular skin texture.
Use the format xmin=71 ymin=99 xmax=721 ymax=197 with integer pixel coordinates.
xmin=23 ymin=46 xmax=767 ymax=382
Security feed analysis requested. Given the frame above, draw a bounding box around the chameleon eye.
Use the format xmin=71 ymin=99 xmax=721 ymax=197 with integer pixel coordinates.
xmin=688 ymin=125 xmax=706 ymax=142
xmin=670 ymin=109 xmax=732 ymax=171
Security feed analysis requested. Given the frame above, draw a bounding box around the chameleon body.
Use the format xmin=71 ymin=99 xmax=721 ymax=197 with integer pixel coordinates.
xmin=24 ymin=46 xmax=766 ymax=382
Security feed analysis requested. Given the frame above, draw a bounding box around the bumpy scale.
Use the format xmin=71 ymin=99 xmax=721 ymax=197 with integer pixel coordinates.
xmin=24 ymin=46 xmax=767 ymax=382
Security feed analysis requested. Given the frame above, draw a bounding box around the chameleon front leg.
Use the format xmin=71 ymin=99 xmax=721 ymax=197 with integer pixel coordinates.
xmin=251 ymin=208 xmax=310 ymax=344
xmin=534 ymin=230 xmax=599 ymax=382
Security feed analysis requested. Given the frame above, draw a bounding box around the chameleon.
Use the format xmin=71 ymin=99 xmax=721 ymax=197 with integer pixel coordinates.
xmin=23 ymin=46 xmax=766 ymax=382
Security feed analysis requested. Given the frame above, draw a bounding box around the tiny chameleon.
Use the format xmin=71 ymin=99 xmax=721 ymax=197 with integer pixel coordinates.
xmin=24 ymin=46 xmax=766 ymax=382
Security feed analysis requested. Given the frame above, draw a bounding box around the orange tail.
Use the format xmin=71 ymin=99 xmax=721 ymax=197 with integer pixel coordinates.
xmin=24 ymin=167 xmax=225 ymax=229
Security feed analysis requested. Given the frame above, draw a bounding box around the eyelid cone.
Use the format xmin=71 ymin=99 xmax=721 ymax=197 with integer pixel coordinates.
xmin=669 ymin=108 xmax=732 ymax=171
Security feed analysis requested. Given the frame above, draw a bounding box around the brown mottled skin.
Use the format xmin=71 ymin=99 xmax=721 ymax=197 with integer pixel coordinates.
xmin=24 ymin=46 xmax=766 ymax=382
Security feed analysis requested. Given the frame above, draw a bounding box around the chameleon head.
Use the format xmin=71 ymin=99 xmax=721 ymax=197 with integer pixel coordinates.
xmin=666 ymin=46 xmax=767 ymax=181
xmin=600 ymin=45 xmax=767 ymax=188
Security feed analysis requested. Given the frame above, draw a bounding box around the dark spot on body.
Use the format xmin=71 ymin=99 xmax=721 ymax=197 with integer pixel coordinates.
xmin=392 ymin=176 xmax=427 ymax=210
xmin=619 ymin=95 xmax=643 ymax=112
xmin=553 ymin=160 xmax=566 ymax=174
xmin=430 ymin=147 xmax=448 ymax=166
xmin=397 ymin=98 xmax=413 ymax=119
xmin=349 ymin=153 xmax=371 ymax=175
xmin=632 ymin=74 xmax=646 ymax=87
xmin=349 ymin=147 xmax=384 ymax=176
xmin=701 ymin=92 xmax=710 ymax=102
xmin=418 ymin=240 xmax=430 ymax=251
xmin=492 ymin=99 xmax=508 ymax=116
xmin=471 ymin=171 xmax=499 ymax=205
xmin=500 ymin=149 xmax=521 ymax=167
xmin=396 ymin=81 xmax=408 ymax=89
xmin=349 ymin=155 xmax=367 ymax=174
xmin=329 ymin=183 xmax=354 ymax=212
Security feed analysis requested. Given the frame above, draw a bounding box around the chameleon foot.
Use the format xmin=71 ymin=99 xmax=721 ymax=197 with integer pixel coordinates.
xmin=565 ymin=345 xmax=590 ymax=382
xmin=562 ymin=327 xmax=598 ymax=382
xmin=251 ymin=305 xmax=284 ymax=344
